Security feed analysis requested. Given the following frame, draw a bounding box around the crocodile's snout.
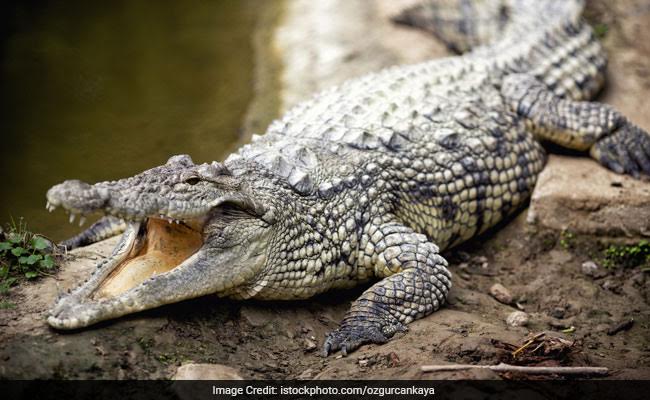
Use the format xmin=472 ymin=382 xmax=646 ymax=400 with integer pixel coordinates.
xmin=46 ymin=179 xmax=109 ymax=216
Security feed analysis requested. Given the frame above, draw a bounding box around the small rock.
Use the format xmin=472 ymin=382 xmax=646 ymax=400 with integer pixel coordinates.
xmin=506 ymin=311 xmax=529 ymax=327
xmin=173 ymin=363 xmax=243 ymax=380
xmin=172 ymin=364 xmax=244 ymax=400
xmin=489 ymin=283 xmax=513 ymax=304
xmin=581 ymin=261 xmax=607 ymax=278
xmin=304 ymin=338 xmax=317 ymax=352
xmin=602 ymin=279 xmax=622 ymax=294
xmin=475 ymin=256 xmax=489 ymax=270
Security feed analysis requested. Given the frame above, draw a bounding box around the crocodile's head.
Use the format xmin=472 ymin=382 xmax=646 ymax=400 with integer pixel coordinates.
xmin=46 ymin=154 xmax=277 ymax=329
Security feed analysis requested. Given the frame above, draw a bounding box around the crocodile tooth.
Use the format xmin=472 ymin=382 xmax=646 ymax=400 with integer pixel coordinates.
xmin=69 ymin=213 xmax=76 ymax=224
xmin=79 ymin=216 xmax=86 ymax=227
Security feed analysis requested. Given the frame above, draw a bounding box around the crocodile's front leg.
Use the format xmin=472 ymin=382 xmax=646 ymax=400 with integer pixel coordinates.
xmin=60 ymin=216 xmax=126 ymax=250
xmin=323 ymin=222 xmax=451 ymax=356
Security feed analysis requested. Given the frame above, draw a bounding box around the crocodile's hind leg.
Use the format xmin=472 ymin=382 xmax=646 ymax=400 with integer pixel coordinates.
xmin=502 ymin=73 xmax=650 ymax=177
xmin=60 ymin=216 xmax=126 ymax=251
xmin=323 ymin=223 xmax=451 ymax=356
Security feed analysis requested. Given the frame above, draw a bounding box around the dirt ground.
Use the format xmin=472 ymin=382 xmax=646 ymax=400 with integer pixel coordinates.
xmin=1 ymin=0 xmax=649 ymax=380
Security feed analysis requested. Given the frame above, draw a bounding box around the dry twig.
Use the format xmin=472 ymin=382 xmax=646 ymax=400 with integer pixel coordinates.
xmin=420 ymin=362 xmax=608 ymax=376
xmin=512 ymin=332 xmax=546 ymax=358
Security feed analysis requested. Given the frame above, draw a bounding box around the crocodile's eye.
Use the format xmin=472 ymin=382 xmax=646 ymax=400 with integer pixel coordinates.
xmin=185 ymin=177 xmax=200 ymax=185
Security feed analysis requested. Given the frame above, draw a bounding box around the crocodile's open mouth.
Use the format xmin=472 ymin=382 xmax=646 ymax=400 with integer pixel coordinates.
xmin=47 ymin=215 xmax=210 ymax=330
xmin=91 ymin=217 xmax=204 ymax=301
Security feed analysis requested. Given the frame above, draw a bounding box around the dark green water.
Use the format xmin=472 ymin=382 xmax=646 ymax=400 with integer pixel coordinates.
xmin=0 ymin=0 xmax=260 ymax=241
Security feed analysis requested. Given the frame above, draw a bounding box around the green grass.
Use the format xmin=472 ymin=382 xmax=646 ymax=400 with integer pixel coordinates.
xmin=559 ymin=230 xmax=576 ymax=250
xmin=0 ymin=300 xmax=17 ymax=309
xmin=602 ymin=240 xmax=650 ymax=269
xmin=0 ymin=217 xmax=61 ymax=298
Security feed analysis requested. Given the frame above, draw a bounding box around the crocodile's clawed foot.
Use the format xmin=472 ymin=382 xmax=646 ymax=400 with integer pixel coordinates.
xmin=591 ymin=121 xmax=650 ymax=178
xmin=322 ymin=320 xmax=407 ymax=357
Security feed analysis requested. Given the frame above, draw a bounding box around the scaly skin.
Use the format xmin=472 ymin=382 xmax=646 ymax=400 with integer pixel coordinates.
xmin=45 ymin=0 xmax=650 ymax=356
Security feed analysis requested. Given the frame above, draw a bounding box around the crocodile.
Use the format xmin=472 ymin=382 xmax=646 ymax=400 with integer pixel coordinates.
xmin=45 ymin=0 xmax=650 ymax=356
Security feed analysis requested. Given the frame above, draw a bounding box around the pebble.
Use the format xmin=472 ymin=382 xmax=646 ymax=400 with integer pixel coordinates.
xmin=172 ymin=363 xmax=244 ymax=400
xmin=475 ymin=256 xmax=489 ymax=270
xmin=489 ymin=283 xmax=513 ymax=304
xmin=506 ymin=311 xmax=529 ymax=327
xmin=581 ymin=261 xmax=607 ymax=278
xmin=173 ymin=363 xmax=243 ymax=380
xmin=304 ymin=338 xmax=317 ymax=352
xmin=602 ymin=279 xmax=622 ymax=294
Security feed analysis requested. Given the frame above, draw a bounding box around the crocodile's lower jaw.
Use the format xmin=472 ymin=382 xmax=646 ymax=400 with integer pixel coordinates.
xmin=48 ymin=217 xmax=206 ymax=329
xmin=92 ymin=218 xmax=203 ymax=300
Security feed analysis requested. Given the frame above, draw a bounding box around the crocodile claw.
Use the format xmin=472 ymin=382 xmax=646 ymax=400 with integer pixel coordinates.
xmin=322 ymin=320 xmax=407 ymax=357
xmin=591 ymin=122 xmax=650 ymax=178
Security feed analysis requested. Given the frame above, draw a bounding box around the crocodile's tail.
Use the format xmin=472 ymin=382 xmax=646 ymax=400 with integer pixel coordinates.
xmin=393 ymin=0 xmax=509 ymax=54
xmin=395 ymin=0 xmax=607 ymax=101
